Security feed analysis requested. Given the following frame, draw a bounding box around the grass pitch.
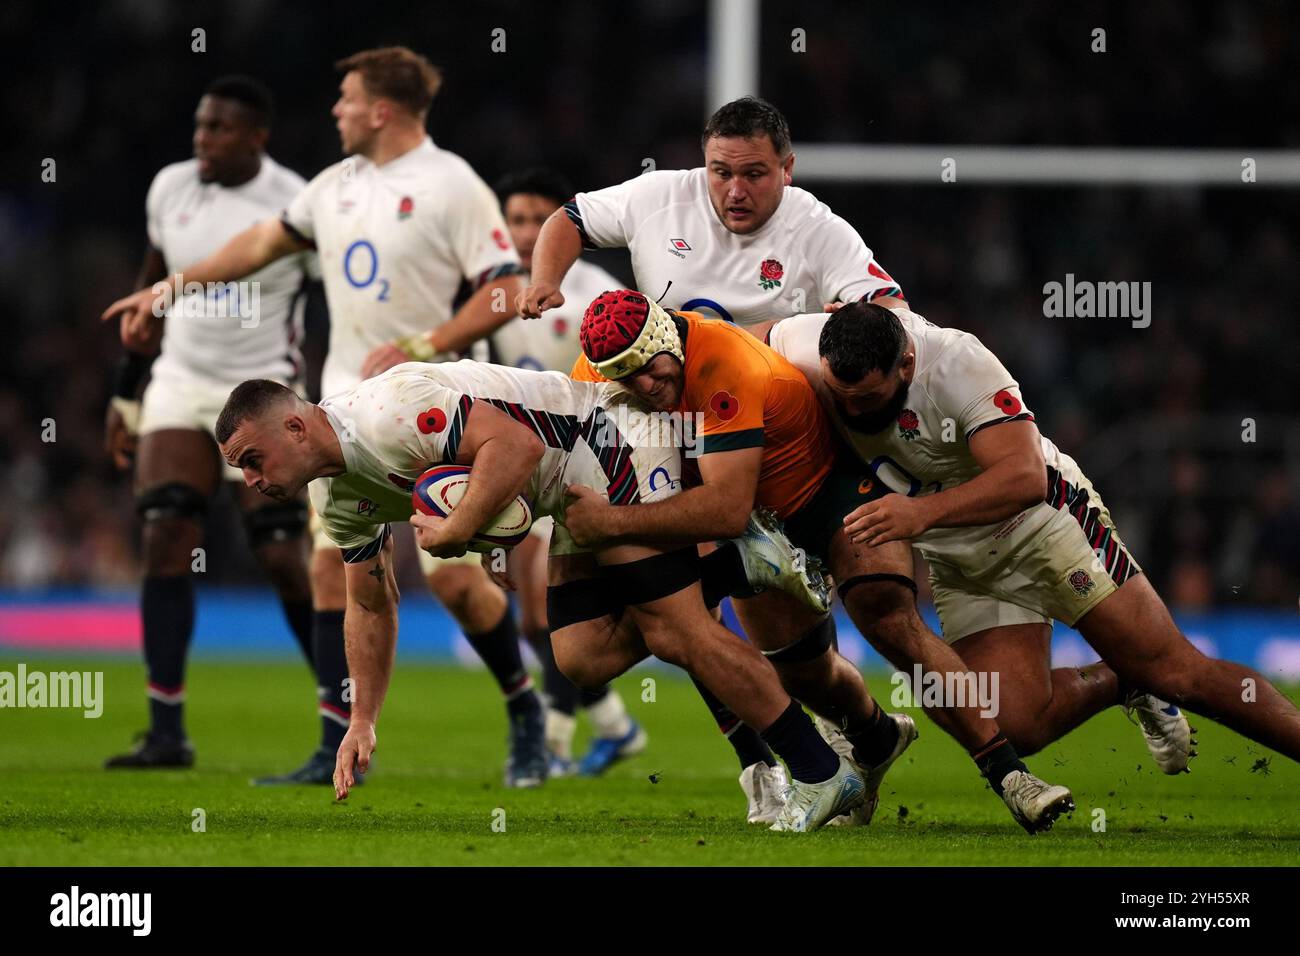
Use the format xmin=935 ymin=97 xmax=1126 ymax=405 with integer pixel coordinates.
xmin=2 ymin=658 xmax=1297 ymax=866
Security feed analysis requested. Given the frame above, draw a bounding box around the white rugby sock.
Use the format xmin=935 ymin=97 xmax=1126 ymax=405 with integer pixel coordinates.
xmin=585 ymin=689 xmax=632 ymax=740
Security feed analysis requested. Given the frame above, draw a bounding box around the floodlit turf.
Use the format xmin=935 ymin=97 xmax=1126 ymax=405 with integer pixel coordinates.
xmin=1 ymin=658 xmax=1298 ymax=866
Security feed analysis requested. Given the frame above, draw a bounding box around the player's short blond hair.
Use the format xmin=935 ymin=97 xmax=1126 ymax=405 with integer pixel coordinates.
xmin=335 ymin=47 xmax=443 ymax=117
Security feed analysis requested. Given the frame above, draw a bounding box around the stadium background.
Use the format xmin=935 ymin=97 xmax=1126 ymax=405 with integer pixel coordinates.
xmin=2 ymin=0 xmax=1298 ymax=674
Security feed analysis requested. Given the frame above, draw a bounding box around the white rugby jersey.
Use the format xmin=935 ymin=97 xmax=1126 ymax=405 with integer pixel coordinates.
xmin=309 ymin=360 xmax=639 ymax=559
xmin=492 ymin=259 xmax=620 ymax=373
xmin=283 ymin=138 xmax=521 ymax=397
xmin=568 ymin=168 xmax=902 ymax=327
xmin=770 ymin=308 xmax=1079 ymax=574
xmin=147 ymin=156 xmax=315 ymax=386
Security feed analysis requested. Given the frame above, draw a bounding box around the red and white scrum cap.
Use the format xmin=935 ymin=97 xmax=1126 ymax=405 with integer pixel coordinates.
xmin=580 ymin=290 xmax=683 ymax=380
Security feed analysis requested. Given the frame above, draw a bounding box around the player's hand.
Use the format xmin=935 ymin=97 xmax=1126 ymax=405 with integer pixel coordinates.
xmin=361 ymin=342 xmax=411 ymax=380
xmin=410 ymin=512 xmax=470 ymax=558
xmin=104 ymin=401 xmax=138 ymax=471
xmin=481 ymin=551 xmax=516 ymax=591
xmin=517 ymin=281 xmax=564 ymax=319
xmin=823 ymin=301 xmax=846 ymax=313
xmin=334 ymin=721 xmax=376 ymax=800
xmin=563 ymin=484 xmax=613 ymax=547
xmin=843 ymin=494 xmax=931 ymax=547
xmin=101 ymin=287 xmax=165 ymax=351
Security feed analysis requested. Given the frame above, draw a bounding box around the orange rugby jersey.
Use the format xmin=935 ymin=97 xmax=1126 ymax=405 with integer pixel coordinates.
xmin=572 ymin=311 xmax=832 ymax=518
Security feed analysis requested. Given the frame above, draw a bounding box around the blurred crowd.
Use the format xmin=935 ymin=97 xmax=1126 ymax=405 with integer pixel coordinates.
xmin=2 ymin=0 xmax=1297 ymax=607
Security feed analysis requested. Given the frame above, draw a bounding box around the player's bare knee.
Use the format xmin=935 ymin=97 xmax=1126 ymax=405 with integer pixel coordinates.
xmin=766 ymin=620 xmax=836 ymax=699
xmin=137 ymin=483 xmax=206 ymax=575
xmin=552 ymin=632 xmax=617 ymax=689
xmin=426 ymin=567 xmax=478 ymax=617
xmin=630 ymin=606 xmax=694 ymax=671
xmin=844 ymin=579 xmax=919 ymax=646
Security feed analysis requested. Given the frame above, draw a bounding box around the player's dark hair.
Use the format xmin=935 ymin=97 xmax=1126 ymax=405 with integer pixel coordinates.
xmin=701 ymin=96 xmax=792 ymax=156
xmin=818 ymin=302 xmax=907 ymax=383
xmin=204 ymin=75 xmax=274 ymax=128
xmin=496 ymin=167 xmax=575 ymax=207
xmin=215 ymin=379 xmax=299 ymax=444
xmin=335 ymin=46 xmax=443 ymax=117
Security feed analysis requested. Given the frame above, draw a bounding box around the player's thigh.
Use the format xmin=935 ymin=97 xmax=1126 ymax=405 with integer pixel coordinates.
xmin=1074 ymin=573 xmax=1200 ymax=678
xmin=546 ymin=551 xmax=648 ymax=681
xmin=828 ymin=530 xmax=914 ymax=584
xmin=137 ymin=375 xmax=244 ymax=491
xmin=951 ymin=623 xmax=1055 ymax=718
xmin=310 ymin=542 xmax=347 ymax=611
xmin=731 ymin=589 xmax=826 ymax=653
xmin=509 ymin=519 xmax=551 ymax=631
xmin=134 ymin=428 xmax=222 ymax=499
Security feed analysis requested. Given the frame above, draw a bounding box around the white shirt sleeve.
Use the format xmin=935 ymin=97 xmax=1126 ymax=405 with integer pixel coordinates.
xmin=307 ymin=479 xmax=379 ymax=553
xmin=807 ymin=213 xmax=905 ymax=305
xmin=281 ymin=168 xmax=327 ymax=244
xmin=766 ymin=313 xmax=829 ymax=382
xmin=144 ymin=168 xmax=169 ymax=249
xmin=925 ymin=333 xmax=1034 ymax=440
xmin=444 ymin=173 xmax=521 ymax=286
xmin=572 ymin=170 xmax=681 ymax=248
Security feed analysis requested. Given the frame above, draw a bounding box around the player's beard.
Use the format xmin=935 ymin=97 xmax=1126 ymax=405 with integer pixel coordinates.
xmin=840 ymin=380 xmax=911 ymax=435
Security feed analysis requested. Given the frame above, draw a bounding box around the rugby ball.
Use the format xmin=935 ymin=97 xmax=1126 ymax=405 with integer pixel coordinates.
xmin=412 ymin=464 xmax=533 ymax=553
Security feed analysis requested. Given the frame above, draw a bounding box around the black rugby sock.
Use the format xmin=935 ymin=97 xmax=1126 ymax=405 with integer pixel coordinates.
xmin=142 ymin=574 xmax=194 ymax=739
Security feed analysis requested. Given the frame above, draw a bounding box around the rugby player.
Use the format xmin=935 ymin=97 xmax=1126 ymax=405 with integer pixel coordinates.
xmin=213 ymin=362 xmax=866 ymax=832
xmin=770 ymin=302 xmax=1300 ymax=769
xmin=490 ymin=168 xmax=642 ymax=777
xmin=101 ymin=76 xmax=320 ymax=772
xmin=519 ymin=96 xmax=908 ymax=817
xmin=570 ymin=291 xmax=1077 ymax=832
xmin=518 ymin=96 xmax=905 ymax=327
xmin=103 ymin=48 xmax=549 ymax=787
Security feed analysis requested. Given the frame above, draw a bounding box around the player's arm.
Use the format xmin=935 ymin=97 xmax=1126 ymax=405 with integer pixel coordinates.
xmin=567 ymin=446 xmax=763 ymax=545
xmin=517 ymin=207 xmax=583 ymax=317
xmin=104 ymin=242 xmax=170 ymax=470
xmin=100 ymin=218 xmax=308 ymax=347
xmin=359 ymin=272 xmax=526 ymax=378
xmin=845 ymin=420 xmax=1047 ymax=546
xmin=430 ymin=273 xmax=525 ymax=354
xmin=409 ymin=400 xmax=545 ymax=555
xmin=335 ymin=531 xmax=399 ymax=799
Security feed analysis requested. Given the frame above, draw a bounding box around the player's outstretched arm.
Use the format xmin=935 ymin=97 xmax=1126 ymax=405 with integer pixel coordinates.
xmin=100 ymin=217 xmax=308 ymax=349
xmin=334 ymin=539 xmax=399 ymax=800
xmin=566 ymin=447 xmax=762 ymax=546
xmin=517 ymin=208 xmax=582 ymax=317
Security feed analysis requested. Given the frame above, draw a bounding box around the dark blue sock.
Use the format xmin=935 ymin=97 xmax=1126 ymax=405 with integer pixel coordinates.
xmin=760 ymin=701 xmax=839 ymax=783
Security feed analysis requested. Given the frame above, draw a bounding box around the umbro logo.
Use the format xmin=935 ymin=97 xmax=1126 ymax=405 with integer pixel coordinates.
xmin=668 ymin=238 xmax=691 ymax=259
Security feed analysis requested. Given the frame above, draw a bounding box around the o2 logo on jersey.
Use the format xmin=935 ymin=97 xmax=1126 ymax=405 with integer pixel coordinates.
xmin=678 ymin=298 xmax=734 ymax=324
xmin=343 ymin=239 xmax=389 ymax=302
xmin=648 ymin=467 xmax=679 ymax=493
xmin=868 ymin=455 xmax=941 ymax=498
